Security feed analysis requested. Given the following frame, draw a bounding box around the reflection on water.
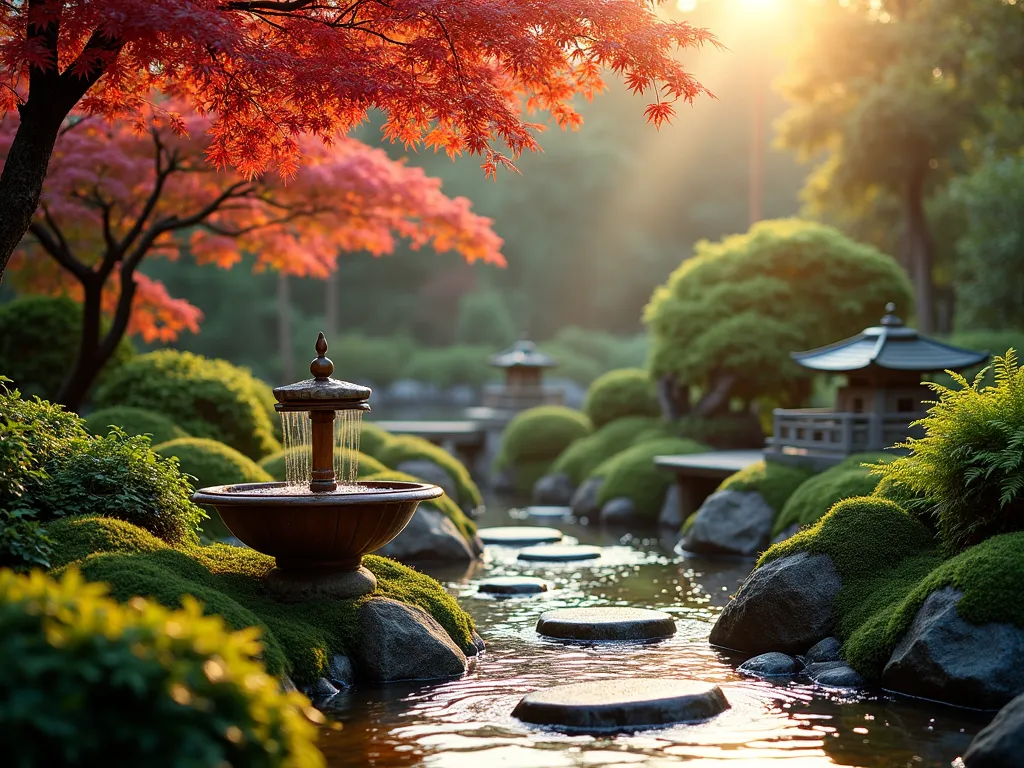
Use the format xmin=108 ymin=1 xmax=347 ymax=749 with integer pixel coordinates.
xmin=318 ymin=500 xmax=987 ymax=767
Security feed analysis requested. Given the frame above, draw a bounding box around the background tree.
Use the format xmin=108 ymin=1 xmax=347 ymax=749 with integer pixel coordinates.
xmin=2 ymin=104 xmax=503 ymax=409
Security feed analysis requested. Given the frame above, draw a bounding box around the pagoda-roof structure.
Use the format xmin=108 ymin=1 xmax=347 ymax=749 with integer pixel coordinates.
xmin=791 ymin=303 xmax=989 ymax=374
xmin=489 ymin=339 xmax=557 ymax=369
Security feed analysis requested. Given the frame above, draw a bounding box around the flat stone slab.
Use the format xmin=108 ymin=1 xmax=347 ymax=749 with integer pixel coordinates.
xmin=537 ymin=608 xmax=676 ymax=641
xmin=525 ymin=506 xmax=572 ymax=518
xmin=477 ymin=576 xmax=550 ymax=595
xmin=518 ymin=544 xmax=601 ymax=562
xmin=512 ymin=678 xmax=729 ymax=730
xmin=478 ymin=526 xmax=564 ymax=546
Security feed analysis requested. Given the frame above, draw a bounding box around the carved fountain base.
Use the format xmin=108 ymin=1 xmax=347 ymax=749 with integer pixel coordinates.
xmin=265 ymin=565 xmax=377 ymax=601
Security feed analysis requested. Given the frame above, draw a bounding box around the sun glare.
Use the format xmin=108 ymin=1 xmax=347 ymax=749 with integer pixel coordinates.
xmin=676 ymin=0 xmax=698 ymax=10
xmin=740 ymin=0 xmax=776 ymax=9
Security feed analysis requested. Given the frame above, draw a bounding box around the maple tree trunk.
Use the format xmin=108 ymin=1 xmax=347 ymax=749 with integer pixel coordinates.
xmin=692 ymin=373 xmax=737 ymax=419
xmin=657 ymin=374 xmax=690 ymax=422
xmin=904 ymin=170 xmax=935 ymax=334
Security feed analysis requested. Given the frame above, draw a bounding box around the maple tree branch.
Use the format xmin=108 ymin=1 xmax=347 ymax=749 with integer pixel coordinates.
xmin=28 ymin=219 xmax=89 ymax=282
xmin=224 ymin=0 xmax=319 ymax=11
xmin=117 ymin=129 xmax=174 ymax=256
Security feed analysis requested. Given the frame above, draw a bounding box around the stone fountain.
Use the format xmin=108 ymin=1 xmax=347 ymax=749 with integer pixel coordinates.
xmin=192 ymin=333 xmax=442 ymax=600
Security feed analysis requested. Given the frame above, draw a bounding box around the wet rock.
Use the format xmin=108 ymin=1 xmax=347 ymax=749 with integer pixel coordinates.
xmin=306 ymin=677 xmax=340 ymax=698
xmin=478 ymin=526 xmax=563 ymax=546
xmin=682 ymin=490 xmax=774 ymax=557
xmin=512 ymin=679 xmax=729 ymax=730
xmin=963 ymin=692 xmax=1024 ymax=767
xmin=492 ymin=466 xmax=518 ymax=494
xmin=709 ymin=552 xmax=841 ymax=656
xmin=533 ymin=472 xmax=576 ymax=505
xmin=805 ymin=637 xmax=843 ymax=664
xmin=738 ymin=652 xmax=801 ymax=677
xmin=805 ymin=660 xmax=865 ymax=688
xmin=525 ymin=506 xmax=572 ymax=520
xmin=518 ymin=544 xmax=602 ymax=562
xmin=772 ymin=523 xmax=801 ymax=545
xmin=600 ymin=497 xmax=637 ymax=524
xmin=350 ymin=597 xmax=468 ymax=682
xmin=882 ymin=588 xmax=1024 ymax=709
xmin=375 ymin=505 xmax=475 ymax=562
xmin=537 ymin=607 xmax=676 ymax=641
xmin=571 ymin=476 xmax=604 ymax=518
xmin=468 ymin=631 xmax=486 ymax=656
xmin=659 ymin=484 xmax=683 ymax=529
xmin=477 ymin=576 xmax=550 ymax=595
xmin=395 ymin=459 xmax=458 ymax=502
xmin=328 ymin=655 xmax=355 ymax=688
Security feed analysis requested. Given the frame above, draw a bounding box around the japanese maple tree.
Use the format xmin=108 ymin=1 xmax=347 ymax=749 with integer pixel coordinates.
xmin=3 ymin=104 xmax=504 ymax=408
xmin=0 ymin=0 xmax=715 ymax=283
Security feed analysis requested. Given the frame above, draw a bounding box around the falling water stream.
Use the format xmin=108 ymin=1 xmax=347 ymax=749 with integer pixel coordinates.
xmin=280 ymin=410 xmax=363 ymax=488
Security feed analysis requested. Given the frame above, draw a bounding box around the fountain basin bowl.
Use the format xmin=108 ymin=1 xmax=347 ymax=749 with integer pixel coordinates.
xmin=190 ymin=481 xmax=443 ymax=571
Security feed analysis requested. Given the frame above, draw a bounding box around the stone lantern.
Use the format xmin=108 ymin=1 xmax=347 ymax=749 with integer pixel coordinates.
xmin=482 ymin=339 xmax=564 ymax=413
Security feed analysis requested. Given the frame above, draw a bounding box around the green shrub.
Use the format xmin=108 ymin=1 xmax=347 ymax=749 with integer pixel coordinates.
xmin=551 ymin=416 xmax=661 ymax=485
xmin=259 ymin=447 xmax=387 ymax=482
xmin=455 ymin=290 xmax=517 ymax=348
xmin=0 ymin=567 xmax=324 ymax=767
xmin=537 ymin=343 xmax=603 ymax=386
xmin=85 ymin=406 xmax=189 ymax=446
xmin=364 ymin=470 xmax=476 ymax=541
xmin=155 ymin=437 xmax=272 ymax=489
xmin=94 ymin=350 xmax=281 ymax=460
xmin=406 ymin=345 xmax=497 ymax=389
xmin=497 ymin=406 xmax=592 ymax=473
xmin=870 ymin=351 xmax=1024 ymax=553
xmin=718 ymin=460 xmax=815 ymax=516
xmin=48 ymin=517 xmax=477 ymax=685
xmin=583 ymin=369 xmax=661 ymax=429
xmin=0 ymin=296 xmax=133 ymax=401
xmin=328 ymin=335 xmax=413 ymax=387
xmin=358 ymin=421 xmax=395 ymax=459
xmin=376 ymin=435 xmax=482 ymax=510
xmin=594 ymin=437 xmax=708 ymax=519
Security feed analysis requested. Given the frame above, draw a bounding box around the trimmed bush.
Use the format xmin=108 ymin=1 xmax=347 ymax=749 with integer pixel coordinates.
xmin=497 ymin=405 xmax=592 ymax=470
xmin=593 ymin=437 xmax=708 ymax=520
xmin=0 ymin=567 xmax=324 ymax=767
xmin=259 ymin=447 xmax=387 ymax=482
xmin=85 ymin=406 xmax=189 ymax=446
xmin=358 ymin=421 xmax=395 ymax=459
xmin=583 ymin=368 xmax=661 ymax=429
xmin=405 ymin=346 xmax=496 ymax=389
xmin=155 ymin=437 xmax=272 ymax=489
xmin=363 ymin=470 xmax=476 ymax=541
xmin=718 ymin=460 xmax=814 ymax=516
xmin=94 ymin=350 xmax=280 ymax=460
xmin=376 ymin=435 xmax=482 ymax=510
xmin=551 ymin=416 xmax=661 ymax=485
xmin=0 ymin=296 xmax=133 ymax=401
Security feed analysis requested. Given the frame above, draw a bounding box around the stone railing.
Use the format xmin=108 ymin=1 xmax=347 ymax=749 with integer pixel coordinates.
xmin=764 ymin=408 xmax=916 ymax=465
xmin=482 ymin=384 xmax=565 ymax=411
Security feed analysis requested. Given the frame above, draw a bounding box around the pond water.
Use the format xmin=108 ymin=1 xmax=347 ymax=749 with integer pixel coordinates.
xmin=317 ymin=500 xmax=988 ymax=768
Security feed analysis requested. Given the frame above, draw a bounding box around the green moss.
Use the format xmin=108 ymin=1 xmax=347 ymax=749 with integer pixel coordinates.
xmin=363 ymin=470 xmax=476 ymax=541
xmin=773 ymin=455 xmax=891 ymax=536
xmin=718 ymin=460 xmax=814 ymax=517
xmin=46 ymin=516 xmax=170 ymax=569
xmin=48 ymin=518 xmax=476 ymax=684
xmin=551 ymin=416 xmax=661 ymax=485
xmin=496 ymin=406 xmax=592 ymax=480
xmin=583 ymin=369 xmax=661 ymax=429
xmin=358 ymin=422 xmax=394 ymax=459
xmin=84 ymin=406 xmax=189 ymax=445
xmin=376 ymin=435 xmax=482 ymax=510
xmin=259 ymin=448 xmax=386 ymax=482
xmin=593 ymin=437 xmax=708 ymax=520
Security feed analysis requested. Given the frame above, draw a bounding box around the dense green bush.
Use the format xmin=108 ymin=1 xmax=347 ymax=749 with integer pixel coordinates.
xmin=155 ymin=437 xmax=272 ymax=489
xmin=94 ymin=350 xmax=281 ymax=459
xmin=259 ymin=447 xmax=387 ymax=482
xmin=497 ymin=406 xmax=592 ymax=471
xmin=377 ymin=435 xmax=482 ymax=510
xmin=405 ymin=346 xmax=496 ymax=389
xmin=718 ymin=460 xmax=815 ymax=517
xmin=364 ymin=470 xmax=476 ymax=541
xmin=594 ymin=437 xmax=708 ymax=519
xmin=0 ymin=296 xmax=134 ymax=401
xmin=550 ymin=416 xmax=661 ymax=485
xmin=583 ymin=369 xmax=661 ymax=429
xmin=328 ymin=334 xmax=414 ymax=387
xmin=455 ymin=290 xmax=517 ymax=348
xmin=0 ymin=567 xmax=324 ymax=767
xmin=871 ymin=351 xmax=1024 ymax=554
xmin=85 ymin=406 xmax=189 ymax=446
xmin=358 ymin=421 xmax=394 ymax=459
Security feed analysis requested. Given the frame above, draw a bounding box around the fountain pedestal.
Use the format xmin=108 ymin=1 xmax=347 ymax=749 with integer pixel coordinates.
xmin=265 ymin=566 xmax=377 ymax=601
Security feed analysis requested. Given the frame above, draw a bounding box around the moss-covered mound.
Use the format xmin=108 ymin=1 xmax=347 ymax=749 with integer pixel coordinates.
xmin=358 ymin=422 xmax=394 ymax=459
xmin=550 ymin=416 xmax=661 ymax=485
xmin=48 ymin=516 xmax=476 ymax=685
xmin=375 ymin=435 xmax=482 ymax=510
xmin=717 ymin=460 xmax=814 ymax=518
xmin=496 ymin=406 xmax=592 ymax=484
xmin=593 ymin=437 xmax=708 ymax=519
xmin=583 ymin=369 xmax=661 ymax=429
xmin=94 ymin=350 xmax=280 ymax=460
xmin=155 ymin=437 xmax=272 ymax=489
xmin=258 ymin=447 xmax=387 ymax=482
xmin=363 ymin=470 xmax=476 ymax=542
xmin=773 ymin=453 xmax=890 ymax=536
xmin=85 ymin=406 xmax=189 ymax=446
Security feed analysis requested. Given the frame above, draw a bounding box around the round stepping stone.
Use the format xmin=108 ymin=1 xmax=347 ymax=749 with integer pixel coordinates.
xmin=518 ymin=544 xmax=601 ymax=562
xmin=525 ymin=505 xmax=572 ymax=518
xmin=512 ymin=678 xmax=729 ymax=730
xmin=478 ymin=526 xmax=564 ymax=546
xmin=537 ymin=607 xmax=676 ymax=641
xmin=477 ymin=576 xmax=550 ymax=595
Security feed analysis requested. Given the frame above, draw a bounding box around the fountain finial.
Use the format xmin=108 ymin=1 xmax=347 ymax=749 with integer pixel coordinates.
xmin=310 ymin=332 xmax=334 ymax=379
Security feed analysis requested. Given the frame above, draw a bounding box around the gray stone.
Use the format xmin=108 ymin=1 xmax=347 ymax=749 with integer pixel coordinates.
xmin=805 ymin=660 xmax=865 ymax=688
xmin=772 ymin=523 xmax=801 ymax=545
xmin=306 ymin=677 xmax=340 ymax=698
xmin=659 ymin=484 xmax=683 ymax=529
xmin=449 ymin=385 xmax=476 ymax=405
xmin=709 ymin=552 xmax=842 ymax=655
xmin=600 ymin=497 xmax=637 ymax=524
xmin=471 ymin=631 xmax=486 ymax=655
xmin=518 ymin=544 xmax=602 ymax=562
xmin=477 ymin=576 xmax=550 ymax=595
xmin=349 ymin=597 xmax=468 ymax=682
xmin=805 ymin=636 xmax=843 ymax=664
xmin=882 ymin=588 xmax=1024 ymax=709
xmin=478 ymin=526 xmax=563 ymax=546
xmin=533 ymin=472 xmax=576 ymax=505
xmin=328 ymin=655 xmax=355 ymax=688
xmin=512 ymin=679 xmax=729 ymax=730
xmin=537 ymin=607 xmax=676 ymax=641
xmin=375 ymin=504 xmax=475 ymax=563
xmin=738 ymin=652 xmax=801 ymax=677
xmin=682 ymin=490 xmax=774 ymax=557
xmin=571 ymin=476 xmax=605 ymax=518
xmin=492 ymin=466 xmax=518 ymax=494
xmin=265 ymin=565 xmax=376 ymax=601
xmin=525 ymin=506 xmax=572 ymax=519
xmin=395 ymin=459 xmax=458 ymax=502
xmin=963 ymin=692 xmax=1024 ymax=767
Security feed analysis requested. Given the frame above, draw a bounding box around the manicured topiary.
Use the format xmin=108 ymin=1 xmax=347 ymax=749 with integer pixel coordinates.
xmin=496 ymin=405 xmax=592 ymax=480
xmin=259 ymin=447 xmax=387 ymax=482
xmin=377 ymin=435 xmax=482 ymax=510
xmin=0 ymin=296 xmax=134 ymax=401
xmin=593 ymin=437 xmax=708 ymax=520
xmin=550 ymin=416 xmax=661 ymax=485
xmin=93 ymin=350 xmax=280 ymax=460
xmin=583 ymin=369 xmax=661 ymax=429
xmin=85 ymin=406 xmax=189 ymax=446
xmin=155 ymin=437 xmax=272 ymax=489
xmin=717 ymin=460 xmax=814 ymax=517
xmin=0 ymin=567 xmax=324 ymax=767
xmin=48 ymin=517 xmax=476 ymax=685
xmin=358 ymin=421 xmax=394 ymax=459
xmin=363 ymin=470 xmax=476 ymax=541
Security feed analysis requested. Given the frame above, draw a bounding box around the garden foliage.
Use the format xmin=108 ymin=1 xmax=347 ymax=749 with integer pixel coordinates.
xmin=496 ymin=406 xmax=592 ymax=474
xmin=774 ymin=453 xmax=889 ymax=536
xmin=583 ymin=368 xmax=661 ymax=429
xmin=717 ymin=460 xmax=815 ymax=517
xmin=155 ymin=437 xmax=272 ymax=490
xmin=550 ymin=416 xmax=661 ymax=485
xmin=85 ymin=406 xmax=189 ymax=446
xmin=594 ymin=437 xmax=707 ymax=519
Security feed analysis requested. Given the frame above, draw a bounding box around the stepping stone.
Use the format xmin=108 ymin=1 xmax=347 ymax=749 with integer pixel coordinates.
xmin=518 ymin=544 xmax=601 ymax=562
xmin=525 ymin=506 xmax=572 ymax=519
xmin=512 ymin=678 xmax=729 ymax=730
xmin=477 ymin=576 xmax=550 ymax=595
xmin=536 ymin=607 xmax=676 ymax=641
xmin=478 ymin=526 xmax=564 ymax=546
